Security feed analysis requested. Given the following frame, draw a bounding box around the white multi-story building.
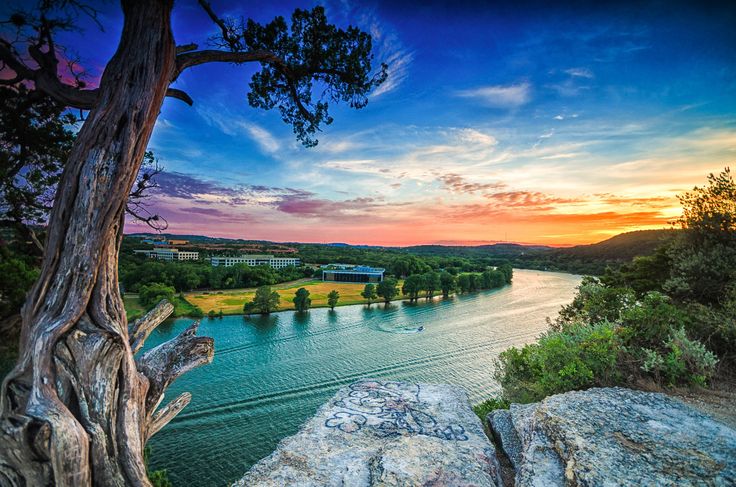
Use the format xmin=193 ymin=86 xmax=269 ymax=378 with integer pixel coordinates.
xmin=210 ymin=254 xmax=301 ymax=269
xmin=133 ymin=248 xmax=199 ymax=261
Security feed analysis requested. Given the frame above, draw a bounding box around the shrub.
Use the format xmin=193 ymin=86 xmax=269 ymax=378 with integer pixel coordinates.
xmin=640 ymin=327 xmax=718 ymax=386
xmin=681 ymin=287 xmax=736 ymax=363
xmin=494 ymin=321 xmax=623 ymax=403
xmin=138 ymin=283 xmax=175 ymax=309
xmin=556 ymin=277 xmax=636 ymax=328
xmin=619 ymin=291 xmax=688 ymax=349
xmin=472 ymin=397 xmax=510 ymax=421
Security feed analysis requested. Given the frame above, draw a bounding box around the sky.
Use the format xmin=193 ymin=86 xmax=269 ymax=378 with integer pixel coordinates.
xmin=19 ymin=0 xmax=736 ymax=245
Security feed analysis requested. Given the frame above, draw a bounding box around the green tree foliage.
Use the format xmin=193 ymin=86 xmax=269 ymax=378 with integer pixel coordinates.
xmin=0 ymin=86 xmax=75 ymax=249
xmin=665 ymin=168 xmax=736 ymax=304
xmin=439 ymin=271 xmax=456 ymax=297
xmin=422 ymin=271 xmax=441 ymax=298
xmin=601 ymin=247 xmax=671 ymax=296
xmin=457 ymin=274 xmax=471 ymax=293
xmin=401 ymin=274 xmax=422 ymax=301
xmin=376 ymin=278 xmax=399 ymax=303
xmin=389 ymin=255 xmax=432 ymax=278
xmin=119 ymin=254 xmax=310 ymax=293
xmin=138 ymin=283 xmax=176 ymax=309
xmin=361 ymin=283 xmax=377 ymax=305
xmin=327 ymin=290 xmax=340 ymax=310
xmin=243 ymin=6 xmax=388 ymax=147
xmin=244 ymin=286 xmax=280 ymax=315
xmin=468 ymin=273 xmax=479 ymax=292
xmin=0 ymin=250 xmax=39 ymax=319
xmin=497 ymin=263 xmax=514 ymax=283
xmin=293 ymin=287 xmax=312 ymax=312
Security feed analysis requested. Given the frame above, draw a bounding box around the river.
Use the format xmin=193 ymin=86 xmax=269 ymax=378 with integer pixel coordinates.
xmin=143 ymin=269 xmax=581 ymax=485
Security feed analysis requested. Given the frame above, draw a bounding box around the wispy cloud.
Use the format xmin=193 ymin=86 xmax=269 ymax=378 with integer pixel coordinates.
xmin=439 ymin=174 xmax=506 ymax=194
xmin=347 ymin=7 xmax=413 ymax=97
xmin=455 ymin=82 xmax=532 ymax=108
xmin=565 ymin=67 xmax=594 ymax=79
xmin=197 ymin=105 xmax=280 ymax=155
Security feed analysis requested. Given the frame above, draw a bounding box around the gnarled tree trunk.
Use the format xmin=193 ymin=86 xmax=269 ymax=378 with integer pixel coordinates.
xmin=0 ymin=1 xmax=213 ymax=485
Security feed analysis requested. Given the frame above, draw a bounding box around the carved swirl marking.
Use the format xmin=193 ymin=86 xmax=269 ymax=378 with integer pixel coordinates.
xmin=324 ymin=380 xmax=468 ymax=441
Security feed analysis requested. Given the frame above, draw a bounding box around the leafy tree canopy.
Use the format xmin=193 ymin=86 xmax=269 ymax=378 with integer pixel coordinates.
xmin=244 ymin=285 xmax=280 ymax=314
xmin=293 ymin=287 xmax=311 ymax=312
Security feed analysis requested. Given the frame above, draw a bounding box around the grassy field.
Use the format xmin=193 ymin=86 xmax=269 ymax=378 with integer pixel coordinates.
xmin=124 ymin=295 xmax=146 ymax=321
xmin=123 ymin=294 xmax=203 ymax=321
xmin=185 ymin=279 xmax=407 ymax=315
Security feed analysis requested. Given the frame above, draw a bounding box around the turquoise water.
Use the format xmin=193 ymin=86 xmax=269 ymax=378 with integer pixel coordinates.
xmin=143 ymin=269 xmax=581 ymax=485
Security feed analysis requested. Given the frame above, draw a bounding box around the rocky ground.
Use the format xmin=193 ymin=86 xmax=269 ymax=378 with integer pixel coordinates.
xmin=236 ymin=380 xmax=736 ymax=486
xmin=235 ymin=379 xmax=503 ymax=486
xmin=488 ymin=387 xmax=736 ymax=486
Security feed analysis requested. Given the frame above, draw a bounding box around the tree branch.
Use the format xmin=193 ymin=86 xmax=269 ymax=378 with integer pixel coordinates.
xmin=146 ymin=392 xmax=191 ymax=441
xmin=196 ymin=0 xmax=241 ymax=50
xmin=174 ymin=49 xmax=280 ymax=78
xmin=136 ymin=322 xmax=214 ymax=412
xmin=176 ymin=43 xmax=198 ymax=54
xmin=165 ymin=87 xmax=193 ymax=106
xmin=128 ymin=299 xmax=175 ymax=354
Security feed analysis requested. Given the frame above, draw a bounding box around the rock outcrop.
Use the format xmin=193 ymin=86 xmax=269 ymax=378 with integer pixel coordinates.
xmin=234 ymin=379 xmax=502 ymax=486
xmin=488 ymin=387 xmax=736 ymax=486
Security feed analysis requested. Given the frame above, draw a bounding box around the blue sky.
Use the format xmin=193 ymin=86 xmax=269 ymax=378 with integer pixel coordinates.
xmin=28 ymin=0 xmax=736 ymax=244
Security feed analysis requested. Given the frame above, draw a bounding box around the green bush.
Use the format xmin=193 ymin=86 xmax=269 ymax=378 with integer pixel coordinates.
xmin=681 ymin=287 xmax=736 ymax=363
xmin=619 ymin=291 xmax=688 ymax=349
xmin=138 ymin=283 xmax=176 ymax=309
xmin=494 ymin=321 xmax=623 ymax=403
xmin=641 ymin=327 xmax=718 ymax=386
xmin=472 ymin=396 xmax=510 ymax=421
xmin=558 ymin=278 xmax=636 ymax=325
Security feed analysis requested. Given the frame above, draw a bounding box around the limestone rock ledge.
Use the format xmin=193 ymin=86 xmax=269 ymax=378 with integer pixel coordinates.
xmin=234 ymin=379 xmax=503 ymax=486
xmin=488 ymin=387 xmax=736 ymax=486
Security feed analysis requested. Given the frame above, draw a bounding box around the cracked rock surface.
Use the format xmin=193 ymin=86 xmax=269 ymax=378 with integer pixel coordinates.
xmin=489 ymin=387 xmax=736 ymax=486
xmin=234 ymin=379 xmax=502 ymax=486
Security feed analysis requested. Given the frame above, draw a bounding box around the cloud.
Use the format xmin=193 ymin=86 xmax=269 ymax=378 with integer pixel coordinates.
xmin=565 ymin=67 xmax=594 ymax=79
xmin=455 ymin=82 xmax=532 ymax=108
xmin=153 ymin=171 xmax=239 ymax=200
xmin=275 ymin=194 xmax=385 ymax=219
xmin=197 ymin=105 xmax=280 ymax=155
xmin=236 ymin=121 xmax=279 ymax=154
xmin=351 ymin=9 xmax=413 ymax=97
xmin=438 ymin=173 xmax=506 ymax=194
xmin=372 ymin=47 xmax=414 ymax=97
xmin=484 ymin=191 xmax=582 ymax=208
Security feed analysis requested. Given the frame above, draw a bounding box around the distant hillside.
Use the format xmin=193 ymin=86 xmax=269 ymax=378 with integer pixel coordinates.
xmin=405 ymin=230 xmax=677 ymax=275
xmin=557 ymin=229 xmax=677 ymax=261
xmin=124 ymin=229 xmax=677 ymax=276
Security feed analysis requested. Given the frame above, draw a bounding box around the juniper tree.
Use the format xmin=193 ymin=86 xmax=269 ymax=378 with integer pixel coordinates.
xmin=0 ymin=0 xmax=386 ymax=484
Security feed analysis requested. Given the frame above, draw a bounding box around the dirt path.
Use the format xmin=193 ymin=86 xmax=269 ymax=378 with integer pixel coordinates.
xmin=669 ymin=376 xmax=736 ymax=429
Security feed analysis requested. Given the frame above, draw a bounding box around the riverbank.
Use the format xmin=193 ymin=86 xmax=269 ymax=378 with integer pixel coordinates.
xmin=142 ymin=269 xmax=582 ymax=485
xmin=182 ymin=279 xmax=417 ymax=315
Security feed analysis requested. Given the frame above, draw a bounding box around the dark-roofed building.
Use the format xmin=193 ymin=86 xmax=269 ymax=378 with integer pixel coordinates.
xmin=321 ymin=264 xmax=385 ymax=283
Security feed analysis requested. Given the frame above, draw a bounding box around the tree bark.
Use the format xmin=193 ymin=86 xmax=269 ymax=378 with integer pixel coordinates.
xmin=0 ymin=1 xmax=213 ymax=486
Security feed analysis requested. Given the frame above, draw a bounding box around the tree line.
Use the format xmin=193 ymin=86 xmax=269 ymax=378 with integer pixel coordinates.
xmin=241 ymin=265 xmax=514 ymax=315
xmin=118 ymin=255 xmax=313 ymax=293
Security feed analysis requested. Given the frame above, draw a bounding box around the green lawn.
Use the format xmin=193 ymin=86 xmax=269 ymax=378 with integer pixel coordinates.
xmin=123 ymin=294 xmax=203 ymax=322
xmin=186 ymin=279 xmax=407 ymax=315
